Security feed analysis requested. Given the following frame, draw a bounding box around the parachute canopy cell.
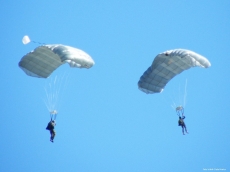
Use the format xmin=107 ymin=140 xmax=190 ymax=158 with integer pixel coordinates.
xmin=138 ymin=49 xmax=211 ymax=94
xmin=19 ymin=44 xmax=95 ymax=78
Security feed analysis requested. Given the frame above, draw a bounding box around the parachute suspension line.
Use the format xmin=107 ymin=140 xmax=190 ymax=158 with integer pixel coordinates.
xmin=43 ymin=72 xmax=70 ymax=118
xmin=171 ymin=79 xmax=188 ymax=116
xmin=51 ymin=75 xmax=62 ymax=113
xmin=179 ymin=84 xmax=183 ymax=108
xmin=170 ymin=95 xmax=177 ymax=110
xmin=176 ymin=106 xmax=184 ymax=117
xmin=183 ymin=79 xmax=188 ymax=108
xmin=43 ymin=80 xmax=56 ymax=113
xmin=53 ymin=72 xmax=70 ymax=113
xmin=162 ymin=80 xmax=188 ymax=113
xmin=175 ymin=79 xmax=188 ymax=116
xmin=43 ymin=76 xmax=61 ymax=115
xmin=31 ymin=40 xmax=46 ymax=45
xmin=177 ymin=83 xmax=185 ymax=108
xmin=62 ymin=72 xmax=71 ymax=93
xmin=52 ymin=75 xmax=60 ymax=111
xmin=170 ymin=84 xmax=180 ymax=110
xmin=55 ymin=76 xmax=61 ymax=110
xmin=48 ymin=82 xmax=53 ymax=110
xmin=22 ymin=35 xmax=46 ymax=45
xmin=43 ymin=87 xmax=51 ymax=112
xmin=50 ymin=110 xmax=58 ymax=121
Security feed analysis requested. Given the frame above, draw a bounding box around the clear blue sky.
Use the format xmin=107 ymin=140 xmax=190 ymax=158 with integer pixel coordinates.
xmin=0 ymin=1 xmax=229 ymax=172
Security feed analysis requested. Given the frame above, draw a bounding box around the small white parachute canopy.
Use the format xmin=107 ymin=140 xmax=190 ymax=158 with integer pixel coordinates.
xmin=138 ymin=49 xmax=211 ymax=94
xmin=22 ymin=35 xmax=31 ymax=44
xmin=19 ymin=44 xmax=95 ymax=78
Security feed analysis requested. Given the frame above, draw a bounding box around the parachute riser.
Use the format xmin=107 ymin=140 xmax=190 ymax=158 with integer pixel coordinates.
xmin=176 ymin=106 xmax=184 ymax=117
xmin=50 ymin=114 xmax=57 ymax=121
xmin=31 ymin=41 xmax=46 ymax=45
xmin=50 ymin=110 xmax=58 ymax=121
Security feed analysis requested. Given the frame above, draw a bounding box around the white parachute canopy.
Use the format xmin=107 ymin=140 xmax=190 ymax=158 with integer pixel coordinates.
xmin=19 ymin=44 xmax=95 ymax=78
xmin=22 ymin=35 xmax=31 ymax=44
xmin=138 ymin=49 xmax=211 ymax=94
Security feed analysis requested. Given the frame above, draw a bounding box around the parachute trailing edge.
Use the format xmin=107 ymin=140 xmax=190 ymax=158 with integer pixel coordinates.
xmin=138 ymin=49 xmax=211 ymax=94
xmin=19 ymin=44 xmax=95 ymax=78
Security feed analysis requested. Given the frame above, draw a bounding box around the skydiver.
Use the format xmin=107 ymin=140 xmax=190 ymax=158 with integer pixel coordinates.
xmin=178 ymin=114 xmax=188 ymax=135
xmin=46 ymin=120 xmax=56 ymax=142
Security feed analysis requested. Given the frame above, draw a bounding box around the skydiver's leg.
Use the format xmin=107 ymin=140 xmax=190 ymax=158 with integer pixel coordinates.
xmin=50 ymin=130 xmax=53 ymax=141
xmin=181 ymin=126 xmax=185 ymax=135
xmin=50 ymin=130 xmax=55 ymax=142
xmin=52 ymin=130 xmax=56 ymax=140
xmin=50 ymin=130 xmax=56 ymax=142
xmin=184 ymin=124 xmax=189 ymax=133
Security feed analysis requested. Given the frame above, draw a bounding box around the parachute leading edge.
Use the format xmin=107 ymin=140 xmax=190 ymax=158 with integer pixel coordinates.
xmin=19 ymin=44 xmax=95 ymax=78
xmin=138 ymin=49 xmax=211 ymax=94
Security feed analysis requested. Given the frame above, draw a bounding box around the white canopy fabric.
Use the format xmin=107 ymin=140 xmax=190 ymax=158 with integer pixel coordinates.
xmin=19 ymin=44 xmax=95 ymax=78
xmin=138 ymin=49 xmax=211 ymax=94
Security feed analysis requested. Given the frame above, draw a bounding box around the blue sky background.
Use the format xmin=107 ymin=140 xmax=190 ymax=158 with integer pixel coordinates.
xmin=0 ymin=1 xmax=229 ymax=172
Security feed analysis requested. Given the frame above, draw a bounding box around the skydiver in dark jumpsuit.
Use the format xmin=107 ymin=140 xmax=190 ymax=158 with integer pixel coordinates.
xmin=46 ymin=120 xmax=56 ymax=142
xmin=178 ymin=115 xmax=189 ymax=135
